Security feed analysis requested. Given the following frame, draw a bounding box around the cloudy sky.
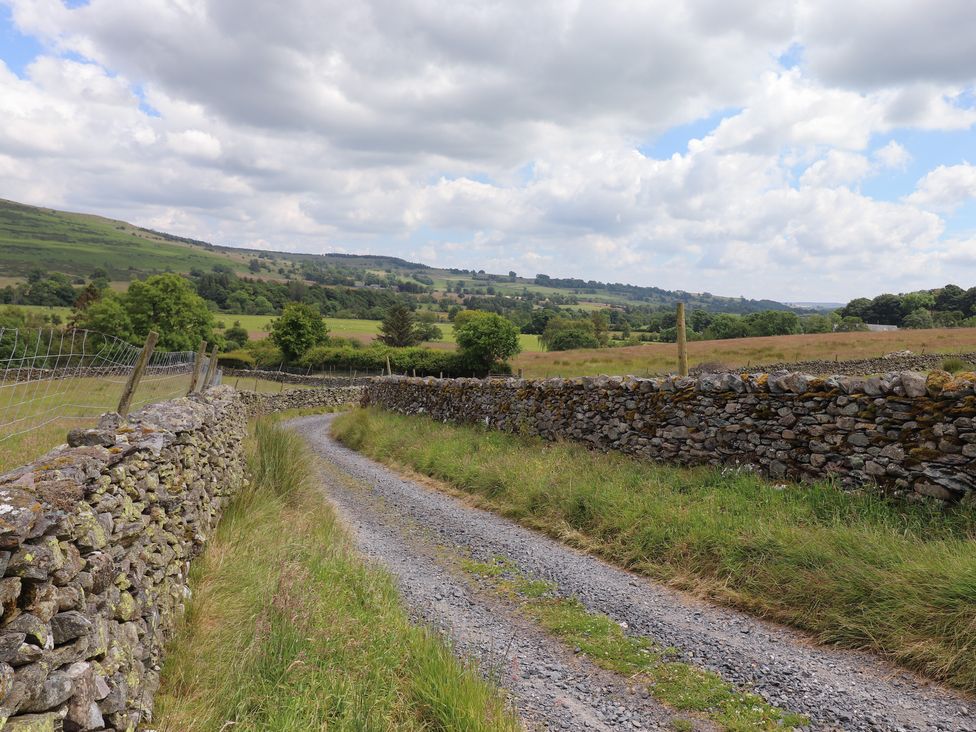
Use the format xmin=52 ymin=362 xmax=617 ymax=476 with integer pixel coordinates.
xmin=1 ymin=0 xmax=975 ymax=302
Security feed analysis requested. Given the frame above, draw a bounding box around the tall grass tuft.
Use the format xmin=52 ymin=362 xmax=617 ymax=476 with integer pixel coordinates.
xmin=941 ymin=356 xmax=974 ymax=374
xmin=333 ymin=408 xmax=976 ymax=694
xmin=155 ymin=416 xmax=517 ymax=731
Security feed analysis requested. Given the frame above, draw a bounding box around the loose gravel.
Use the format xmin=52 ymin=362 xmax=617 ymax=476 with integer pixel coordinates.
xmin=289 ymin=414 xmax=975 ymax=732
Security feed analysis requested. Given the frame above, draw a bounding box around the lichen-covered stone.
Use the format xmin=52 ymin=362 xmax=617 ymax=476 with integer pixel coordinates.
xmin=0 ymin=387 xmax=250 ymax=730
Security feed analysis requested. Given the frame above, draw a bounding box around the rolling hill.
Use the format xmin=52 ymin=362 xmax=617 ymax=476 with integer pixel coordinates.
xmin=0 ymin=197 xmax=794 ymax=314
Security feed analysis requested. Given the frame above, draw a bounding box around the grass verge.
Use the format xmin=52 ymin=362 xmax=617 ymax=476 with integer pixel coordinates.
xmin=154 ymin=416 xmax=518 ymax=731
xmin=461 ymin=557 xmax=807 ymax=731
xmin=332 ymin=408 xmax=976 ymax=694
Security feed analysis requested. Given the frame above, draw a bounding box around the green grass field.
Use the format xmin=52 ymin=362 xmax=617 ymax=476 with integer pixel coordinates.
xmin=0 ymin=376 xmax=304 ymax=472
xmin=333 ymin=408 xmax=976 ymax=695
xmin=11 ymin=307 xmax=546 ymax=354
xmin=155 ymin=417 xmax=517 ymax=731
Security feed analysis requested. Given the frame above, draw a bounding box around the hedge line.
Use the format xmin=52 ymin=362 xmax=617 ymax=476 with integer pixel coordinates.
xmin=297 ymin=345 xmax=510 ymax=378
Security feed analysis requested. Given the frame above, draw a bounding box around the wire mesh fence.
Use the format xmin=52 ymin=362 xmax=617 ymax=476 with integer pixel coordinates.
xmin=0 ymin=327 xmax=196 ymax=459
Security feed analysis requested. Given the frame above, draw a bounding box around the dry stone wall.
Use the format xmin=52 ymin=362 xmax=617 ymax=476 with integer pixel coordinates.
xmin=224 ymin=368 xmax=373 ymax=387
xmin=364 ymin=371 xmax=976 ymax=503
xmin=693 ymin=352 xmax=976 ymax=378
xmin=0 ymin=382 xmax=362 ymax=731
xmin=239 ymin=385 xmax=364 ymax=416
xmin=0 ymin=386 xmax=248 ymax=731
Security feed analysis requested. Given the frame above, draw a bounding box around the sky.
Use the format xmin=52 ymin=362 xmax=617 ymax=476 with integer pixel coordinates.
xmin=1 ymin=1 xmax=975 ymax=303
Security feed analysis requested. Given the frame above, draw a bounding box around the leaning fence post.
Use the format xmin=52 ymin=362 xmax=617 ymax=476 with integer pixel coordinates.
xmin=188 ymin=340 xmax=207 ymax=394
xmin=203 ymin=344 xmax=219 ymax=390
xmin=117 ymin=331 xmax=158 ymax=416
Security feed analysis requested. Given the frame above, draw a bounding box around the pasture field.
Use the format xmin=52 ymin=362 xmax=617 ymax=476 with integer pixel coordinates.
xmin=0 ymin=375 xmax=306 ymax=472
xmin=513 ymin=328 xmax=976 ymax=377
xmin=333 ymin=408 xmax=976 ymax=694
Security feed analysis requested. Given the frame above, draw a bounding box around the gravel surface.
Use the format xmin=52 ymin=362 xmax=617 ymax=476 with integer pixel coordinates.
xmin=289 ymin=414 xmax=975 ymax=732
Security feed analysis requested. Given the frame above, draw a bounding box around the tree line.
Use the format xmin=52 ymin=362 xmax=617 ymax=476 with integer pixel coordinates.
xmin=839 ymin=284 xmax=976 ymax=329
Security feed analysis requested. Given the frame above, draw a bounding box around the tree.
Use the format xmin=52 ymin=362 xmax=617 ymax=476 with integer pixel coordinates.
xmin=590 ymin=311 xmax=610 ymax=347
xmin=413 ymin=311 xmax=443 ymax=342
xmin=689 ymin=309 xmax=713 ymax=332
xmin=540 ymin=317 xmax=600 ymax=351
xmin=75 ymin=295 xmax=134 ymax=343
xmin=866 ymin=294 xmax=902 ymax=325
xmin=800 ymin=314 xmax=834 ymax=334
xmin=935 ymin=284 xmax=966 ymax=313
xmin=900 ymin=291 xmax=936 ymax=318
xmin=125 ymin=274 xmax=214 ymax=350
xmin=836 ymin=316 xmax=869 ymax=332
xmin=224 ymin=320 xmax=250 ymax=349
xmin=744 ymin=310 xmax=800 ymax=337
xmin=704 ymin=313 xmax=748 ymax=340
xmin=454 ymin=311 xmax=521 ymax=368
xmin=841 ymin=298 xmax=872 ymax=320
xmin=378 ymin=304 xmax=421 ymax=347
xmin=902 ymin=309 xmax=935 ymax=329
xmin=270 ymin=302 xmax=329 ymax=362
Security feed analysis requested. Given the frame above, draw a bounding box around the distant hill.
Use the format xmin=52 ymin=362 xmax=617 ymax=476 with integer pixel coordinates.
xmin=0 ymin=197 xmax=794 ymax=314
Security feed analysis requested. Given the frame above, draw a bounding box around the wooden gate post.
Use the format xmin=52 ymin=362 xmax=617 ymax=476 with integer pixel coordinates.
xmin=203 ymin=344 xmax=220 ymax=390
xmin=676 ymin=303 xmax=688 ymax=377
xmin=188 ymin=340 xmax=207 ymax=394
xmin=118 ymin=331 xmax=158 ymax=416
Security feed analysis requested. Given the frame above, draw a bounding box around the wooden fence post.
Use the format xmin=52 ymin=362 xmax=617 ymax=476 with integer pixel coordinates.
xmin=188 ymin=340 xmax=207 ymax=394
xmin=203 ymin=344 xmax=219 ymax=390
xmin=676 ymin=303 xmax=688 ymax=377
xmin=117 ymin=331 xmax=158 ymax=416
xmin=386 ymin=355 xmax=392 ymax=376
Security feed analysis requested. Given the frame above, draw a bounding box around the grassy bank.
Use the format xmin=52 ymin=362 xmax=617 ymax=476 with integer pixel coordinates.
xmin=154 ymin=417 xmax=518 ymax=731
xmin=332 ymin=408 xmax=976 ymax=694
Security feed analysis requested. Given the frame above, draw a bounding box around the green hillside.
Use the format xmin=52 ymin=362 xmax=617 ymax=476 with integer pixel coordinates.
xmin=0 ymin=198 xmax=249 ymax=280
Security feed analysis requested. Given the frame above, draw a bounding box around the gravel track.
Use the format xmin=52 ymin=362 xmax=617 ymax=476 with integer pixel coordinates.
xmin=288 ymin=414 xmax=974 ymax=732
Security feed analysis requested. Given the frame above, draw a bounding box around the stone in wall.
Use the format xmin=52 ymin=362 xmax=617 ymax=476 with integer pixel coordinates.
xmin=239 ymin=386 xmax=364 ymax=417
xmin=0 ymin=386 xmax=248 ymax=731
xmin=363 ymin=371 xmax=976 ymax=504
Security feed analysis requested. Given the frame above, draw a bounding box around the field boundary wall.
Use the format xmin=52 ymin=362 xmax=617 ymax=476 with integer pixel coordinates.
xmin=0 ymin=383 xmax=360 ymax=730
xmin=363 ymin=371 xmax=976 ymax=503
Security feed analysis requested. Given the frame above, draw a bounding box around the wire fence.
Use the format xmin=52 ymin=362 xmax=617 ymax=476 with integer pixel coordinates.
xmin=0 ymin=327 xmax=196 ymax=447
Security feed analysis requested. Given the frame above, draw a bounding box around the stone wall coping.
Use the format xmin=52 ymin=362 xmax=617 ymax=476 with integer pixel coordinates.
xmin=372 ymin=369 xmax=976 ymax=399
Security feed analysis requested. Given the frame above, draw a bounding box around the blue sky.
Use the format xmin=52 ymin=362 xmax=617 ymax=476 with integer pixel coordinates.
xmin=1 ymin=0 xmax=975 ymax=302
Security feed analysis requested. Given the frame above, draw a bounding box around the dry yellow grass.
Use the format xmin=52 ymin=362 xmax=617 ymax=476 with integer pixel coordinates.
xmin=512 ymin=327 xmax=976 ymax=378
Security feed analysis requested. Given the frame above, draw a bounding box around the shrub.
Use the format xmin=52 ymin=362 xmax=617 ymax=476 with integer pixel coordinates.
xmin=217 ymin=349 xmax=255 ymax=369
xmin=245 ymin=338 xmax=284 ymax=368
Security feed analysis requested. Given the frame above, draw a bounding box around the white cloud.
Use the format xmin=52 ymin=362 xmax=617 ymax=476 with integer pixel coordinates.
xmin=799 ymin=151 xmax=872 ymax=188
xmin=167 ymin=130 xmax=222 ymax=160
xmin=0 ymin=0 xmax=974 ymax=302
xmin=906 ymin=164 xmax=976 ymax=212
xmin=874 ymin=141 xmax=911 ymax=170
